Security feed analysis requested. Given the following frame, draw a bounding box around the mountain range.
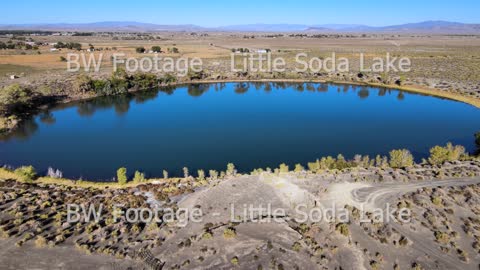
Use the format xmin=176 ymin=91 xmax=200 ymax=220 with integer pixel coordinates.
xmin=0 ymin=21 xmax=479 ymax=34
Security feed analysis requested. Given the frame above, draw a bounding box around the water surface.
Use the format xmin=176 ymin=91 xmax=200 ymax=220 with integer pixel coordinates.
xmin=1 ymin=82 xmax=479 ymax=180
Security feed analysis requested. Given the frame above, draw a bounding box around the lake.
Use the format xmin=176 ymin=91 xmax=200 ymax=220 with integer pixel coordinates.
xmin=1 ymin=82 xmax=479 ymax=180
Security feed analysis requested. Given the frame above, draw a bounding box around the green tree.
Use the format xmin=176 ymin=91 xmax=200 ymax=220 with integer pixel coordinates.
xmin=0 ymin=84 xmax=36 ymax=115
xmin=428 ymin=143 xmax=466 ymax=165
xmin=389 ymin=149 xmax=414 ymax=168
xmin=117 ymin=167 xmax=127 ymax=185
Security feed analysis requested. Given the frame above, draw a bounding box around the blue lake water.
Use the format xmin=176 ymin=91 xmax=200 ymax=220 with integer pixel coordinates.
xmin=1 ymin=82 xmax=479 ymax=180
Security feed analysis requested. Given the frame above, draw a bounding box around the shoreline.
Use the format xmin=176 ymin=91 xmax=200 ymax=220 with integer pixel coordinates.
xmin=2 ymin=77 xmax=480 ymax=135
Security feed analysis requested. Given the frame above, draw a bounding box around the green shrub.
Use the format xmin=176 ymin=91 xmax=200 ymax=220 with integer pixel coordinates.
xmin=279 ymin=163 xmax=289 ymax=173
xmin=389 ymin=149 xmax=414 ymax=168
xmin=14 ymin=166 xmax=36 ymax=182
xmin=197 ymin=169 xmax=205 ymax=181
xmin=294 ymin=164 xmax=304 ymax=172
xmin=292 ymin=242 xmax=302 ymax=252
xmin=135 ymin=47 xmax=146 ymax=53
xmin=434 ymin=231 xmax=450 ymax=244
xmin=34 ymin=236 xmax=47 ymax=247
xmin=130 ymin=73 xmax=159 ymax=89
xmin=431 ymin=196 xmax=442 ymax=206
xmin=223 ymin=228 xmax=237 ymax=239
xmin=117 ymin=167 xmax=127 ymax=185
xmin=133 ymin=170 xmax=145 ymax=183
xmin=428 ymin=143 xmax=466 ymax=165
xmin=335 ymin=223 xmax=350 ymax=236
xmin=230 ymin=256 xmax=239 ymax=265
xmin=73 ymin=74 xmax=94 ymax=94
xmin=226 ymin=163 xmax=236 ymax=176
xmin=0 ymin=84 xmax=36 ymax=115
xmin=151 ymin=46 xmax=161 ymax=53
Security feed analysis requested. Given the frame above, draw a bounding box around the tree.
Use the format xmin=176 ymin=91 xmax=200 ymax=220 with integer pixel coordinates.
xmin=294 ymin=164 xmax=304 ymax=172
xmin=0 ymin=84 xmax=36 ymax=115
xmin=226 ymin=163 xmax=236 ymax=176
xmin=14 ymin=166 xmax=36 ymax=183
xmin=197 ymin=169 xmax=205 ymax=181
xmin=279 ymin=163 xmax=289 ymax=173
xmin=117 ymin=167 xmax=127 ymax=185
xmin=428 ymin=143 xmax=466 ymax=165
xmin=209 ymin=170 xmax=218 ymax=180
xmin=389 ymin=149 xmax=414 ymax=168
xmin=135 ymin=47 xmax=146 ymax=53
xmin=133 ymin=170 xmax=145 ymax=183
xmin=151 ymin=46 xmax=161 ymax=53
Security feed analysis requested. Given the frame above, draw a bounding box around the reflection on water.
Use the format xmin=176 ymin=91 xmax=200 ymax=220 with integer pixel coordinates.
xmin=1 ymin=82 xmax=406 ymax=142
xmin=1 ymin=82 xmax=478 ymax=180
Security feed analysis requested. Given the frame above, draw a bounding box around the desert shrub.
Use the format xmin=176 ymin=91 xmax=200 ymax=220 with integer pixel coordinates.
xmin=223 ymin=228 xmax=237 ymax=239
xmin=151 ymin=46 xmax=161 ymax=53
xmin=230 ymin=256 xmax=239 ymax=265
xmin=279 ymin=163 xmax=289 ymax=173
xmin=135 ymin=47 xmax=146 ymax=53
xmin=133 ymin=170 xmax=145 ymax=183
xmin=431 ymin=196 xmax=442 ymax=206
xmin=375 ymin=155 xmax=389 ymax=168
xmin=370 ymin=261 xmax=380 ymax=270
xmin=201 ymin=231 xmax=213 ymax=240
xmin=34 ymin=236 xmax=47 ymax=247
xmin=209 ymin=170 xmax=218 ymax=180
xmin=335 ymin=223 xmax=349 ymax=236
xmin=428 ymin=143 xmax=466 ymax=165
xmin=0 ymin=84 xmax=36 ymax=115
xmin=294 ymin=164 xmax=304 ymax=172
xmin=389 ymin=149 xmax=414 ymax=168
xmin=14 ymin=166 xmax=36 ymax=182
xmin=117 ymin=167 xmax=127 ymax=185
xmin=292 ymin=242 xmax=302 ymax=252
xmin=434 ymin=231 xmax=450 ymax=244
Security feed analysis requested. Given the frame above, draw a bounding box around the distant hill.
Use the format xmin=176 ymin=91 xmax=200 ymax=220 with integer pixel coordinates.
xmin=0 ymin=20 xmax=479 ymax=34
xmin=0 ymin=21 xmax=207 ymax=32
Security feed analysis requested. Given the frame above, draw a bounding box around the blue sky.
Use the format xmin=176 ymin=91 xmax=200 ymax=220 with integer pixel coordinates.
xmin=2 ymin=0 xmax=479 ymax=26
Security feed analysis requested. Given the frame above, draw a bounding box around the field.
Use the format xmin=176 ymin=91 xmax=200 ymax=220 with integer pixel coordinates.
xmin=1 ymin=33 xmax=480 ymax=90
xmin=1 ymin=31 xmax=480 ymax=270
